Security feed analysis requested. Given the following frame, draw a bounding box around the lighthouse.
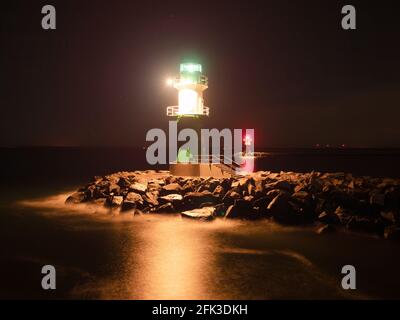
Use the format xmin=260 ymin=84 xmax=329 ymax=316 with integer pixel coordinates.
xmin=166 ymin=62 xmax=210 ymax=167
xmin=166 ymin=62 xmax=209 ymax=117
xmin=164 ymin=62 xmax=248 ymax=177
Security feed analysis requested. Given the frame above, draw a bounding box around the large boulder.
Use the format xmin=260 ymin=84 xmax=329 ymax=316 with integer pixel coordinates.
xmin=267 ymin=193 xmax=308 ymax=225
xmin=225 ymin=199 xmax=258 ymax=220
xmin=161 ymin=183 xmax=182 ymax=195
xmin=121 ymin=192 xmax=143 ymax=211
xmin=129 ymin=181 xmax=148 ymax=193
xmin=111 ymin=196 xmax=124 ymax=207
xmin=184 ymin=191 xmax=218 ymax=208
xmin=181 ymin=207 xmax=215 ymax=221
xmin=222 ymin=190 xmax=242 ymax=206
xmin=65 ymin=192 xmax=86 ymax=204
xmin=118 ymin=177 xmax=131 ymax=188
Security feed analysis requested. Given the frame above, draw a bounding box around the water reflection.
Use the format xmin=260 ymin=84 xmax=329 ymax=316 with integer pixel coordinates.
xmin=129 ymin=217 xmax=214 ymax=299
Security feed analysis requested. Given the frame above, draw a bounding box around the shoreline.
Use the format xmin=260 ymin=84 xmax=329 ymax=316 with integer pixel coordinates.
xmin=66 ymin=170 xmax=400 ymax=240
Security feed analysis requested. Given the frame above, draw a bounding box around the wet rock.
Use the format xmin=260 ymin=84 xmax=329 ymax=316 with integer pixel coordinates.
xmin=225 ymin=199 xmax=256 ymax=219
xmin=160 ymin=194 xmax=183 ymax=202
xmin=213 ymin=203 xmax=227 ymax=217
xmin=384 ymin=226 xmax=400 ymax=240
xmin=213 ymin=185 xmax=226 ymax=197
xmin=316 ymin=224 xmax=336 ymax=234
xmin=266 ymin=189 xmax=283 ymax=199
xmin=142 ymin=191 xmax=159 ymax=207
xmin=108 ymin=183 xmax=120 ymax=195
xmin=318 ymin=211 xmax=340 ymax=225
xmin=294 ymin=184 xmax=307 ymax=193
xmin=181 ymin=207 xmax=215 ymax=221
xmin=346 ymin=217 xmax=381 ymax=234
xmin=118 ymin=177 xmax=131 ymax=188
xmin=184 ymin=191 xmax=217 ymax=208
xmin=111 ymin=196 xmax=124 ymax=207
xmin=153 ymin=202 xmax=176 ymax=214
xmin=121 ymin=192 xmax=143 ymax=211
xmin=161 ymin=183 xmax=182 ymax=195
xmin=66 ymin=169 xmax=400 ymax=239
xmin=222 ymin=190 xmax=241 ymax=206
xmin=266 ymin=180 xmax=293 ymax=192
xmin=252 ymin=196 xmax=271 ymax=216
xmin=129 ymin=181 xmax=148 ymax=193
xmin=267 ymin=193 xmax=307 ymax=224
xmin=65 ymin=192 xmax=86 ymax=204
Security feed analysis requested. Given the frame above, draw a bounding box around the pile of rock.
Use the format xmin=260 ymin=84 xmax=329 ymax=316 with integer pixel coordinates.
xmin=66 ymin=170 xmax=400 ymax=240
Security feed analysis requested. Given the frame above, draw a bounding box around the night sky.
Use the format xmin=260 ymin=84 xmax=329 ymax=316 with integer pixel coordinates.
xmin=1 ymin=0 xmax=400 ymax=148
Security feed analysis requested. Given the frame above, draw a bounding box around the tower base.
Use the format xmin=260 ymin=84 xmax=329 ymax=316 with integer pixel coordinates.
xmin=169 ymin=163 xmax=233 ymax=178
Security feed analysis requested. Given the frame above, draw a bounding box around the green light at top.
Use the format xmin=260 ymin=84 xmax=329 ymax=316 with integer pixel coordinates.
xmin=180 ymin=63 xmax=202 ymax=73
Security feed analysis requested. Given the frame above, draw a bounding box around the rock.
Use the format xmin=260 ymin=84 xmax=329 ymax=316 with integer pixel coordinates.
xmin=111 ymin=196 xmax=124 ymax=207
xmin=126 ymin=192 xmax=143 ymax=203
xmin=184 ymin=191 xmax=217 ymax=208
xmin=65 ymin=169 xmax=400 ymax=238
xmin=181 ymin=207 xmax=215 ymax=221
xmin=267 ymin=193 xmax=306 ymax=224
xmin=316 ymin=224 xmax=335 ymax=234
xmin=108 ymin=183 xmax=120 ymax=195
xmin=370 ymin=193 xmax=385 ymax=206
xmin=143 ymin=191 xmax=159 ymax=207
xmin=213 ymin=185 xmax=225 ymax=196
xmin=160 ymin=194 xmax=183 ymax=202
xmin=65 ymin=192 xmax=86 ymax=204
xmin=380 ymin=211 xmax=397 ymax=224
xmin=292 ymin=191 xmax=311 ymax=200
xmin=346 ymin=217 xmax=381 ymax=234
xmin=266 ymin=189 xmax=285 ymax=199
xmin=384 ymin=226 xmax=400 ymax=240
xmin=225 ymin=199 xmax=259 ymax=220
xmin=129 ymin=181 xmax=148 ymax=193
xmin=222 ymin=190 xmax=241 ymax=206
xmin=118 ymin=177 xmax=131 ymax=188
xmin=153 ymin=203 xmax=176 ymax=213
xmin=161 ymin=183 xmax=182 ymax=195
xmin=266 ymin=180 xmax=293 ymax=192
xmin=231 ymin=180 xmax=240 ymax=188
xmin=214 ymin=203 xmax=227 ymax=216
xmin=121 ymin=192 xmax=143 ymax=211
xmin=294 ymin=184 xmax=306 ymax=193
xmin=318 ymin=211 xmax=340 ymax=225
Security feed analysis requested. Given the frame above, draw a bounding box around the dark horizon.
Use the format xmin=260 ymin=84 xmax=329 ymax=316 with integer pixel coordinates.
xmin=1 ymin=0 xmax=400 ymax=148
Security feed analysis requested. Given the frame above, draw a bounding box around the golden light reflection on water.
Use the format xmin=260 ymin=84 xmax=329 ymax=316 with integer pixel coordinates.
xmin=130 ymin=218 xmax=214 ymax=299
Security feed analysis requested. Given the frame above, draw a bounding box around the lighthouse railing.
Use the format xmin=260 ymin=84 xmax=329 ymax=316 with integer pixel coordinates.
xmin=166 ymin=106 xmax=210 ymax=117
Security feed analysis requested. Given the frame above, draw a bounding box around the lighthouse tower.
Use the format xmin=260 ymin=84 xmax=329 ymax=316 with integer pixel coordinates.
xmin=166 ymin=62 xmax=210 ymax=165
xmin=165 ymin=62 xmax=238 ymax=177
xmin=166 ymin=63 xmax=209 ymax=117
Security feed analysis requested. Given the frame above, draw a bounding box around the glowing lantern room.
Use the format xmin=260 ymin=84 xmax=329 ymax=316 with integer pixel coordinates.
xmin=166 ymin=63 xmax=209 ymax=117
